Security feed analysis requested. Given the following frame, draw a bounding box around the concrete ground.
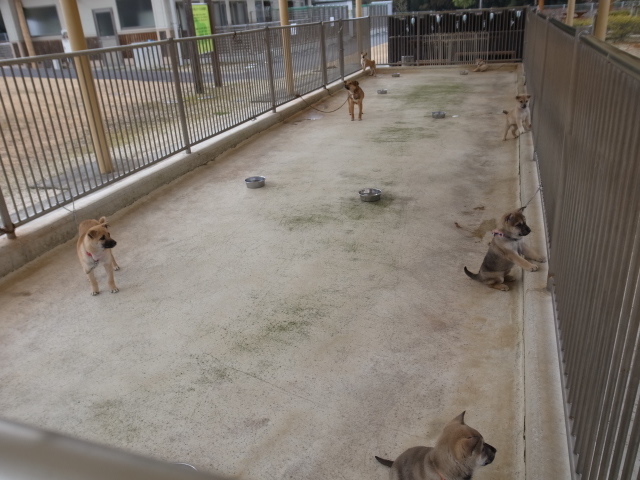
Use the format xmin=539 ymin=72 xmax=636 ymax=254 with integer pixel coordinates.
xmin=0 ymin=66 xmax=568 ymax=479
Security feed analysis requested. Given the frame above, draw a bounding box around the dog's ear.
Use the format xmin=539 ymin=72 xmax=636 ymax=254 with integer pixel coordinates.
xmin=503 ymin=212 xmax=514 ymax=224
xmin=352 ymin=80 xmax=359 ymax=86
xmin=518 ymin=207 xmax=526 ymax=213
xmin=451 ymin=411 xmax=466 ymax=425
xmin=524 ymin=94 xmax=531 ymax=99
xmin=98 ymin=216 xmax=108 ymax=226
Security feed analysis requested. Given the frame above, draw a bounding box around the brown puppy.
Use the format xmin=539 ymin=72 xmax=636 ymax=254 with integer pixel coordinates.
xmin=464 ymin=208 xmax=546 ymax=291
xmin=344 ymin=80 xmax=364 ymax=121
xmin=76 ymin=216 xmax=120 ymax=295
xmin=472 ymin=58 xmax=488 ymax=72
xmin=375 ymin=412 xmax=496 ymax=480
xmin=503 ymin=94 xmax=531 ymax=140
xmin=361 ymin=52 xmax=377 ymax=76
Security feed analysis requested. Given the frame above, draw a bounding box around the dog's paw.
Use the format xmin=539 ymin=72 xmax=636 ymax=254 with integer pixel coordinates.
xmin=497 ymin=284 xmax=510 ymax=291
xmin=114 ymin=266 xmax=121 ymax=271
xmin=529 ymin=264 xmax=539 ymax=272
xmin=519 ymin=127 xmax=525 ymax=134
xmin=111 ymin=288 xmax=119 ymax=293
xmin=537 ymin=256 xmax=547 ymax=263
xmin=91 ymin=291 xmax=99 ymax=296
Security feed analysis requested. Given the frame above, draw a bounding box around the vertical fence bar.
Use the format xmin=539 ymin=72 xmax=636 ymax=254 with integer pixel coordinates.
xmin=169 ymin=39 xmax=192 ymax=154
xmin=0 ymin=185 xmax=16 ymax=238
xmin=320 ymin=22 xmax=328 ymax=87
xmin=338 ymin=19 xmax=345 ymax=79
xmin=264 ymin=27 xmax=277 ymax=112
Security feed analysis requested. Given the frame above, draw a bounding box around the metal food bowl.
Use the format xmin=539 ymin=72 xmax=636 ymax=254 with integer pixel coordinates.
xmin=432 ymin=111 xmax=446 ymax=119
xmin=377 ymin=89 xmax=388 ymax=94
xmin=459 ymin=69 xmax=469 ymax=75
xmin=359 ymin=188 xmax=382 ymax=202
xmin=245 ymin=176 xmax=266 ymax=188
xmin=391 ymin=73 xmax=401 ymax=77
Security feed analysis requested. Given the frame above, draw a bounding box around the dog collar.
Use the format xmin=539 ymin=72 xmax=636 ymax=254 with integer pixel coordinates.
xmin=492 ymin=230 xmax=517 ymax=241
xmin=86 ymin=251 xmax=100 ymax=262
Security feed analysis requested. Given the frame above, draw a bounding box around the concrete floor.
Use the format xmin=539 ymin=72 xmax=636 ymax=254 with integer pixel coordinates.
xmin=0 ymin=66 xmax=557 ymax=479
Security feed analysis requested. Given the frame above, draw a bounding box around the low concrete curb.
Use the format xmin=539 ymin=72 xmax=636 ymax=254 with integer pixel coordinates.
xmin=0 ymin=76 xmax=358 ymax=278
xmin=519 ymin=111 xmax=573 ymax=478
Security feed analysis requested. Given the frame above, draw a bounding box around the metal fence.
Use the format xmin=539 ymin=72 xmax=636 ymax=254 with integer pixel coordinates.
xmin=371 ymin=7 xmax=526 ymax=66
xmin=0 ymin=10 xmax=525 ymax=237
xmin=524 ymin=12 xmax=640 ymax=480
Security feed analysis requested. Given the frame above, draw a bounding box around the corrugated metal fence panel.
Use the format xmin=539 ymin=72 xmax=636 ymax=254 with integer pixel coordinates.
xmin=525 ymin=12 xmax=640 ymax=480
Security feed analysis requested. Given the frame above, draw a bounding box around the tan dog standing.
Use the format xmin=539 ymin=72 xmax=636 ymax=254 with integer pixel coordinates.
xmin=375 ymin=412 xmax=496 ymax=480
xmin=464 ymin=208 xmax=546 ymax=291
xmin=77 ymin=216 xmax=120 ymax=295
xmin=503 ymin=94 xmax=531 ymax=140
xmin=344 ymin=80 xmax=364 ymax=121
xmin=361 ymin=52 xmax=377 ymax=76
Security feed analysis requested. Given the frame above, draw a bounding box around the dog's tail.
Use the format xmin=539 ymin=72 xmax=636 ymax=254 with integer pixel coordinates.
xmin=375 ymin=456 xmax=394 ymax=468
xmin=502 ymin=109 xmax=509 ymax=114
xmin=464 ymin=266 xmax=479 ymax=280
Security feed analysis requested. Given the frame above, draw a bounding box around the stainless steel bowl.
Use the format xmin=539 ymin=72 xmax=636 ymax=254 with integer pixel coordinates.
xmin=359 ymin=188 xmax=382 ymax=202
xmin=245 ymin=176 xmax=265 ymax=188
xmin=377 ymin=89 xmax=388 ymax=94
xmin=391 ymin=73 xmax=401 ymax=77
xmin=432 ymin=111 xmax=446 ymax=119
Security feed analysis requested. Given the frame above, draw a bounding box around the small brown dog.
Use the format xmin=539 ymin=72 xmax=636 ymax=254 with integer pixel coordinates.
xmin=344 ymin=79 xmax=364 ymax=121
xmin=464 ymin=208 xmax=546 ymax=291
xmin=76 ymin=216 xmax=120 ymax=295
xmin=472 ymin=58 xmax=488 ymax=72
xmin=375 ymin=412 xmax=496 ymax=480
xmin=361 ymin=52 xmax=377 ymax=76
xmin=503 ymin=94 xmax=531 ymax=140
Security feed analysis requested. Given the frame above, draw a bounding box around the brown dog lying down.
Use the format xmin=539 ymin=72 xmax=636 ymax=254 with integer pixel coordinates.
xmin=464 ymin=208 xmax=546 ymax=291
xmin=344 ymin=80 xmax=365 ymax=121
xmin=375 ymin=412 xmax=496 ymax=480
xmin=76 ymin=216 xmax=120 ymax=295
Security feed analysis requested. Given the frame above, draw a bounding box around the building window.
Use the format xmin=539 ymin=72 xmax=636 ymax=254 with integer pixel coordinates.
xmin=115 ymin=0 xmax=155 ymax=29
xmin=23 ymin=6 xmax=62 ymax=37
xmin=230 ymin=2 xmax=249 ymax=25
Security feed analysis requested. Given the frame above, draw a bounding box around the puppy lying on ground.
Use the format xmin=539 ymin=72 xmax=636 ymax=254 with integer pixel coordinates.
xmin=464 ymin=208 xmax=546 ymax=291
xmin=472 ymin=58 xmax=488 ymax=72
xmin=344 ymin=80 xmax=364 ymax=121
xmin=375 ymin=412 xmax=496 ymax=480
xmin=503 ymin=94 xmax=531 ymax=140
xmin=77 ymin=216 xmax=120 ymax=295
xmin=361 ymin=52 xmax=377 ymax=76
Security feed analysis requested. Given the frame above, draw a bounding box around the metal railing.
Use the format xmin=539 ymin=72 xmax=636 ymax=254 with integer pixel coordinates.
xmin=371 ymin=7 xmax=526 ymax=66
xmin=0 ymin=10 xmax=526 ymax=237
xmin=524 ymin=12 xmax=640 ymax=480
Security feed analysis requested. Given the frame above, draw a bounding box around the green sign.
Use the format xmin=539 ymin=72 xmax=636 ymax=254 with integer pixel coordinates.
xmin=192 ymin=4 xmax=213 ymax=54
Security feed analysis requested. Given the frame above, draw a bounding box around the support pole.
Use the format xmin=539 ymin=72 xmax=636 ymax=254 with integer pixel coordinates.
xmin=278 ymin=0 xmax=295 ymax=96
xmin=565 ymin=0 xmax=576 ymax=26
xmin=204 ymin=0 xmax=224 ymax=87
xmin=12 ymin=0 xmax=36 ymax=62
xmin=593 ymin=0 xmax=611 ymax=41
xmin=538 ymin=0 xmax=544 ymax=12
xmin=355 ymin=0 xmax=363 ymax=19
xmin=184 ymin=0 xmax=205 ymax=94
xmin=59 ymin=0 xmax=113 ymax=174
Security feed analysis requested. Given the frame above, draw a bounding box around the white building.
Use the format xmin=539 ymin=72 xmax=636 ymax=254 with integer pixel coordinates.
xmin=0 ymin=0 xmax=312 ymax=57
